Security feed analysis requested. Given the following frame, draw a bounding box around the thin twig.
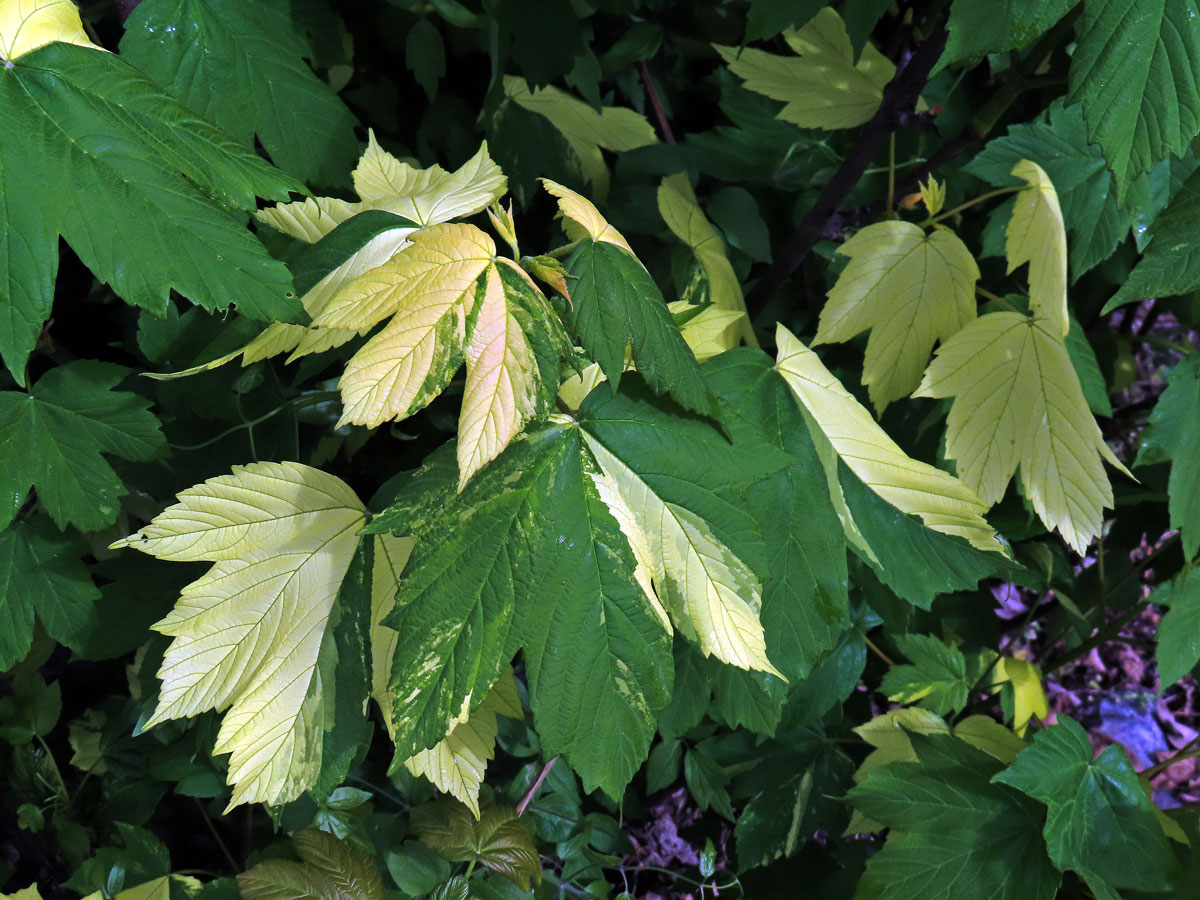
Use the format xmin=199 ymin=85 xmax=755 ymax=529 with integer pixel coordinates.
xmin=517 ymin=756 xmax=559 ymax=816
xmin=1141 ymin=736 xmax=1200 ymax=780
xmin=638 ymin=61 xmax=675 ymax=144
xmin=194 ymin=797 xmax=240 ymax=874
xmin=863 ymin=634 xmax=896 ymax=667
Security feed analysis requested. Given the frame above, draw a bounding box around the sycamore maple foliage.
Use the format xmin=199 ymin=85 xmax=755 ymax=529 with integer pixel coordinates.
xmin=7 ymin=0 xmax=1200 ymax=899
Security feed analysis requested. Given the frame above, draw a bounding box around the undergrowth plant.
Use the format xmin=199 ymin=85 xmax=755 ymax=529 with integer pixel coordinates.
xmin=3 ymin=1 xmax=1200 ymax=898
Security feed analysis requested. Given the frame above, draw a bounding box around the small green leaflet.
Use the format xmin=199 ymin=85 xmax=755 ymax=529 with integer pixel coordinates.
xmin=0 ymin=361 xmax=165 ymax=532
xmin=848 ymin=733 xmax=1060 ymax=900
xmin=564 ymin=238 xmax=719 ymax=420
xmin=238 ymin=829 xmax=383 ymax=900
xmin=0 ymin=517 xmax=100 ymax=670
xmin=1067 ymin=0 xmax=1200 ymax=192
xmin=1135 ymin=355 xmax=1200 ymax=558
xmin=120 ymin=0 xmax=360 ymax=185
xmin=411 ymin=800 xmax=541 ymax=891
xmin=0 ymin=43 xmax=305 ymax=383
xmin=993 ymin=716 xmax=1177 ymax=896
xmin=879 ymin=634 xmax=970 ymax=716
xmin=1153 ymin=567 xmax=1200 ymax=688
xmin=1107 ymin=170 xmax=1200 ymax=313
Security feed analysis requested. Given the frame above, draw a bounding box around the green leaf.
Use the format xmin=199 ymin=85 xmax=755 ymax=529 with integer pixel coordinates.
xmin=0 ymin=362 xmax=165 ymax=532
xmin=993 ymin=716 xmax=1177 ymax=894
xmin=838 ymin=461 xmax=1014 ymax=609
xmin=706 ymin=659 xmax=786 ymax=736
xmin=121 ymin=0 xmax=360 ymax=185
xmin=411 ymin=800 xmax=541 ymax=891
xmin=964 ymin=102 xmax=1132 ymax=279
xmin=238 ymin=829 xmax=383 ymax=900
xmin=406 ymin=18 xmax=446 ymax=103
xmin=702 ymin=348 xmax=849 ymax=681
xmin=848 ymin=734 xmax=1060 ymax=900
xmin=656 ymin=641 xmax=712 ymax=739
xmin=1153 ymin=567 xmax=1200 ymax=688
xmin=1067 ymin=0 xmax=1200 ymax=191
xmin=0 ymin=43 xmax=304 ymax=381
xmin=289 ymin=211 xmax=420 ymax=299
xmin=516 ymin=426 xmax=673 ymax=798
xmin=942 ymin=0 xmax=1074 ymax=66
xmin=564 ymin=239 xmax=718 ymax=420
xmin=1065 ymin=315 xmax=1112 ymax=417
xmin=1135 ymin=354 xmax=1200 ymax=557
xmin=684 ymin=745 xmax=734 ymax=820
xmin=0 ymin=518 xmax=100 ymax=670
xmin=744 ymin=0 xmax=824 ymax=41
xmin=1105 ymin=168 xmax=1200 ymax=312
xmin=879 ymin=634 xmax=971 ymax=716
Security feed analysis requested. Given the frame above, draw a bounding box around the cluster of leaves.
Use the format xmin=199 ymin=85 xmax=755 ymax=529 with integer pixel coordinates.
xmin=4 ymin=0 xmax=1200 ymax=899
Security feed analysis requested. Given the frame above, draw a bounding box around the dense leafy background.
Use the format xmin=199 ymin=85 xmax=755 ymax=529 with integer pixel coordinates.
xmin=4 ymin=1 xmax=1200 ymax=899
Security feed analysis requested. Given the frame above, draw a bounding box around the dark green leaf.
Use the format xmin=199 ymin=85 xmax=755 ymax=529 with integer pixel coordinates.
xmin=1067 ymin=0 xmax=1200 ymax=191
xmin=849 ymin=734 xmax=1060 ymax=900
xmin=121 ymin=0 xmax=360 ymax=185
xmin=684 ymin=746 xmax=734 ymax=821
xmin=0 ymin=44 xmax=304 ymax=382
xmin=879 ymin=634 xmax=971 ymax=716
xmin=566 ymin=240 xmax=719 ymax=419
xmin=288 ymin=211 xmax=418 ymax=297
xmin=743 ymin=0 xmax=824 ymax=41
xmin=1155 ymin=567 xmax=1200 ymax=687
xmin=0 ymin=362 xmax=165 ymax=532
xmin=0 ymin=518 xmax=99 ymax=670
xmin=657 ymin=641 xmax=713 ymax=739
xmin=942 ymin=0 xmax=1074 ymax=67
xmin=993 ymin=716 xmax=1176 ymax=894
xmin=1065 ymin=316 xmax=1112 ymax=417
xmin=1134 ymin=354 xmax=1200 ymax=557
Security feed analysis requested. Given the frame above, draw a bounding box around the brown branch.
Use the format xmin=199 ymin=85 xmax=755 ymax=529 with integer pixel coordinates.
xmin=638 ymin=61 xmax=676 ymax=144
xmin=743 ymin=19 xmax=949 ymax=319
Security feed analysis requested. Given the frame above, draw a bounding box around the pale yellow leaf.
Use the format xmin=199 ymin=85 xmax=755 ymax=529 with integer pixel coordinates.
xmin=403 ymin=670 xmax=523 ymax=817
xmin=369 ymin=533 xmax=415 ymax=738
xmin=320 ymin=224 xmax=494 ymax=428
xmin=505 ymin=76 xmax=656 ymax=196
xmin=1 ymin=886 xmax=44 ymax=900
xmin=110 ymin=462 xmax=366 ymax=809
xmin=458 ymin=266 xmax=542 ymax=490
xmin=991 ymin=657 xmax=1048 ymax=737
xmin=556 ymin=362 xmax=608 ymax=412
xmin=0 ymin=0 xmax=103 ymax=61
xmin=582 ymin=432 xmax=780 ymax=676
xmin=715 ymin=7 xmax=893 ymax=130
xmin=256 ymin=196 xmax=362 ymax=243
xmin=658 ymin=174 xmax=755 ymax=347
xmin=353 ymin=131 xmax=507 ymax=226
xmin=814 ymin=220 xmax=978 ymax=412
xmin=775 ymin=324 xmax=1002 ymax=553
xmin=540 ymin=179 xmax=635 ymax=256
xmin=668 ymin=302 xmax=746 ymax=362
xmin=1008 ymin=160 xmax=1068 ymax=338
xmin=916 ymin=310 xmax=1131 ymax=553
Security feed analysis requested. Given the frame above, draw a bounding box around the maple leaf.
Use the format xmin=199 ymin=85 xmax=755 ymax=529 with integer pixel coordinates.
xmin=715 ymin=7 xmax=895 ymax=130
xmin=669 ymin=302 xmax=747 ymax=362
xmin=412 ymin=801 xmax=541 ymax=891
xmin=503 ymin=76 xmax=656 ymax=196
xmin=915 ymin=309 xmax=1130 ymax=553
xmin=814 ymin=220 xmax=978 ymax=412
xmin=658 ymin=173 xmax=755 ymax=347
xmin=774 ymin=325 xmax=1001 ymax=553
xmin=540 ymin=178 xmax=635 ymax=254
xmin=0 ymin=361 xmax=165 ymax=532
xmin=1007 ymin=160 xmax=1068 ymax=337
xmin=239 ymin=829 xmax=383 ymax=900
xmin=110 ymin=462 xmax=367 ymax=809
xmin=403 ymin=671 xmax=523 ymax=816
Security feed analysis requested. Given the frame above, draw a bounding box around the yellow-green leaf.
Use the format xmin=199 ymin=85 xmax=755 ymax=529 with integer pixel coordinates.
xmin=775 ymin=325 xmax=1001 ymax=553
xmin=556 ymin=361 xmax=607 ymax=412
xmin=458 ymin=265 xmax=542 ymax=489
xmin=916 ymin=311 xmax=1131 ymax=553
xmin=256 ymin=196 xmax=362 ymax=244
xmin=403 ymin=670 xmax=523 ymax=817
xmin=353 ymin=132 xmax=507 ymax=227
xmin=582 ymin=432 xmax=781 ymax=676
xmin=658 ymin=174 xmax=755 ymax=347
xmin=814 ymin=221 xmax=978 ymax=412
xmin=992 ymin=657 xmax=1049 ymax=737
xmin=369 ymin=533 xmax=415 ymax=738
xmin=505 ymin=76 xmax=655 ymax=196
xmin=1008 ymin=160 xmax=1068 ymax=338
xmin=0 ymin=0 xmax=103 ymax=61
xmin=1 ymin=886 xmax=44 ymax=900
xmin=668 ymin=302 xmax=746 ymax=363
xmin=540 ymin=179 xmax=635 ymax=255
xmin=110 ymin=462 xmax=366 ymax=809
xmin=316 ymin=223 xmax=495 ymax=428
xmin=239 ymin=829 xmax=384 ymax=900
xmin=715 ymin=7 xmax=893 ymax=130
